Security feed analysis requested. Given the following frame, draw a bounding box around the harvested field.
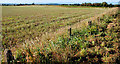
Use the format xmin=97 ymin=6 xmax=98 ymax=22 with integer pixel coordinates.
xmin=2 ymin=6 xmax=111 ymax=48
xmin=1 ymin=6 xmax=119 ymax=63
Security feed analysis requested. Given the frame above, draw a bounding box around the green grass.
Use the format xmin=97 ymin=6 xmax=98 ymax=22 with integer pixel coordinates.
xmin=46 ymin=12 xmax=120 ymax=62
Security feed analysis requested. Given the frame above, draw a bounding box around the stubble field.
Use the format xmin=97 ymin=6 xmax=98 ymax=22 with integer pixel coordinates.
xmin=2 ymin=6 xmax=109 ymax=48
xmin=2 ymin=6 xmax=120 ymax=63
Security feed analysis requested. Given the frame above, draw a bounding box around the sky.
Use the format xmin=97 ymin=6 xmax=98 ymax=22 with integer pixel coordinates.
xmin=0 ymin=0 xmax=120 ymax=4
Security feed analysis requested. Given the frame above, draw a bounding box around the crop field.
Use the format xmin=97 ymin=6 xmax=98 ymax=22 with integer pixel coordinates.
xmin=2 ymin=6 xmax=109 ymax=48
xmin=1 ymin=6 xmax=120 ymax=63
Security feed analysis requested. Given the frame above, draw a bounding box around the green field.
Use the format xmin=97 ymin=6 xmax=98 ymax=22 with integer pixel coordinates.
xmin=2 ymin=6 xmax=120 ymax=63
xmin=2 ymin=6 xmax=109 ymax=48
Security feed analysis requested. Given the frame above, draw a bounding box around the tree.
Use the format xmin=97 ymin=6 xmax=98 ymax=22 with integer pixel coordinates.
xmin=101 ymin=2 xmax=108 ymax=7
xmin=93 ymin=3 xmax=101 ymax=7
xmin=86 ymin=3 xmax=92 ymax=6
xmin=109 ymin=3 xmax=113 ymax=7
xmin=32 ymin=3 xmax=35 ymax=5
xmin=81 ymin=3 xmax=85 ymax=6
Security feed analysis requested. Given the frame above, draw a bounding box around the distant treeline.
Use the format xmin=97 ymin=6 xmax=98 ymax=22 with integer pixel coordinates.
xmin=2 ymin=3 xmax=60 ymax=6
xmin=61 ymin=2 xmax=120 ymax=7
xmin=2 ymin=2 xmax=120 ymax=7
xmin=2 ymin=3 xmax=36 ymax=6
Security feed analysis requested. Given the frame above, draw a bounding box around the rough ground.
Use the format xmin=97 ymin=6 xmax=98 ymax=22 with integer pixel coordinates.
xmin=2 ymin=7 xmax=118 ymax=62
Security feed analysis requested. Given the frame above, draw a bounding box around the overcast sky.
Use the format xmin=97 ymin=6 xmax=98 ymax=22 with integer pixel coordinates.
xmin=0 ymin=0 xmax=120 ymax=4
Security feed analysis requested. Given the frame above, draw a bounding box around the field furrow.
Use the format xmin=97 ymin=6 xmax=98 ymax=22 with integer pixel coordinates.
xmin=2 ymin=6 xmax=110 ymax=48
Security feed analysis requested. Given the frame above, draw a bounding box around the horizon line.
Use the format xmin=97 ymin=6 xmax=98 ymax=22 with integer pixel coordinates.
xmin=0 ymin=2 xmax=119 ymax=4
